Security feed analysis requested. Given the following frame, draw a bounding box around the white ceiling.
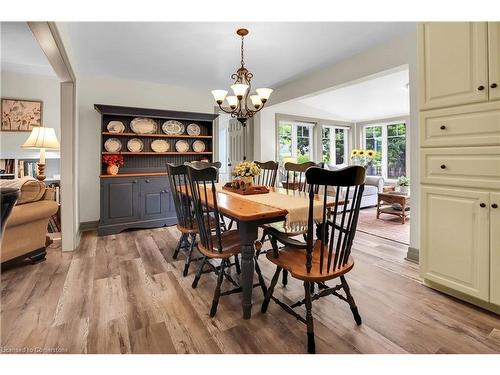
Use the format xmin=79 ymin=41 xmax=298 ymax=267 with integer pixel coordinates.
xmin=61 ymin=22 xmax=415 ymax=89
xmin=1 ymin=22 xmax=55 ymax=76
xmin=297 ymin=69 xmax=410 ymax=122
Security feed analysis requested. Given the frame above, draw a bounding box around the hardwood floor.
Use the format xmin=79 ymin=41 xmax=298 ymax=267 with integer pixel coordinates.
xmin=1 ymin=227 xmax=499 ymax=354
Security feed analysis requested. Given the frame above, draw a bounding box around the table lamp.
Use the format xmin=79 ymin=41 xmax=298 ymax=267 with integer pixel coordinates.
xmin=21 ymin=126 xmax=60 ymax=181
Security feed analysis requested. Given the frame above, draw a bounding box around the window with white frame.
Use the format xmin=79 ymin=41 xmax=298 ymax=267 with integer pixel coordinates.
xmin=277 ymin=120 xmax=314 ymax=164
xmin=322 ymin=125 xmax=349 ymax=166
xmin=362 ymin=122 xmax=407 ymax=179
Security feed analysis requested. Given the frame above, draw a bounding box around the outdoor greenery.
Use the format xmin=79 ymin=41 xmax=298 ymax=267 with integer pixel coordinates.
xmin=278 ymin=122 xmax=311 ymax=163
xmin=364 ymin=123 xmax=406 ymax=178
xmin=322 ymin=127 xmax=346 ymax=165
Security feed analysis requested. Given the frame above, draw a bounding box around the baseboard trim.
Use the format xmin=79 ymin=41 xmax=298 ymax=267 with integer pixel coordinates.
xmin=79 ymin=220 xmax=99 ymax=232
xmin=406 ymin=246 xmax=419 ymax=264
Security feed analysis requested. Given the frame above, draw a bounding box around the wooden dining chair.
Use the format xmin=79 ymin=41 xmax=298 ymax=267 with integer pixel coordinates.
xmin=186 ymin=165 xmax=266 ymax=317
xmin=166 ymin=163 xmax=203 ymax=277
xmin=186 ymin=161 xmax=222 ymax=178
xmin=257 ymin=161 xmax=321 ymax=286
xmin=282 ymin=161 xmax=317 ymax=192
xmin=261 ymin=165 xmax=365 ymax=353
xmin=254 ymin=160 xmax=279 ymax=187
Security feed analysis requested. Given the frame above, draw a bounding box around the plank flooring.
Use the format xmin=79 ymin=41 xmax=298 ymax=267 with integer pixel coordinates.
xmin=1 ymin=227 xmax=499 ymax=354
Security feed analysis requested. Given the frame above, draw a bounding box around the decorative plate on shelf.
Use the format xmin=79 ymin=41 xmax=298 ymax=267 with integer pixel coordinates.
xmin=130 ymin=118 xmax=157 ymax=134
xmin=151 ymin=139 xmax=170 ymax=153
xmin=162 ymin=120 xmax=185 ymax=135
xmin=192 ymin=140 xmax=206 ymax=153
xmin=107 ymin=121 xmax=125 ymax=133
xmin=104 ymin=138 xmax=122 ymax=153
xmin=186 ymin=123 xmax=201 ymax=136
xmin=175 ymin=140 xmax=190 ymax=153
xmin=127 ymin=138 xmax=144 ymax=152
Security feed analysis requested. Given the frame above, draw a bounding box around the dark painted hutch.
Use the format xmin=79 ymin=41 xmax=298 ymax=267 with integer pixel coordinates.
xmin=95 ymin=104 xmax=218 ymax=235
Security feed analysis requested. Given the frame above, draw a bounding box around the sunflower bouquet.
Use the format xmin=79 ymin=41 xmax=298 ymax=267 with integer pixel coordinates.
xmin=350 ymin=149 xmax=376 ymax=167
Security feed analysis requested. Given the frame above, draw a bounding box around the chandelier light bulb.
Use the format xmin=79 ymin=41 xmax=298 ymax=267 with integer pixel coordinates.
xmin=211 ymin=90 xmax=228 ymax=104
xmin=226 ymin=95 xmax=238 ymax=109
xmin=231 ymin=83 xmax=249 ymax=99
xmin=256 ymin=88 xmax=273 ymax=103
xmin=250 ymin=95 xmax=262 ymax=109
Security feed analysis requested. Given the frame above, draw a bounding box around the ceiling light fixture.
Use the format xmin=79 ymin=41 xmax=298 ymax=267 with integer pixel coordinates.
xmin=211 ymin=28 xmax=273 ymax=129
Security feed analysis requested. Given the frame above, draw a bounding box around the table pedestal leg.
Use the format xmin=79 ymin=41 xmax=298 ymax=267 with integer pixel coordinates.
xmin=239 ymin=221 xmax=258 ymax=319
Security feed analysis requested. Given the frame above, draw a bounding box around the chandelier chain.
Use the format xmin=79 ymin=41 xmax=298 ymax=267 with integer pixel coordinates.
xmin=240 ymin=35 xmax=245 ymax=68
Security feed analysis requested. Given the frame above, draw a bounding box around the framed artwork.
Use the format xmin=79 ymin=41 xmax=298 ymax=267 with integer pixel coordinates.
xmin=1 ymin=98 xmax=43 ymax=132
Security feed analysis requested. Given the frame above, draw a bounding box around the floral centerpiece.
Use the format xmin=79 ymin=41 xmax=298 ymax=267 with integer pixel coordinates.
xmin=396 ymin=176 xmax=410 ymax=194
xmin=102 ymin=154 xmax=124 ymax=175
xmin=231 ymin=160 xmax=261 ymax=190
xmin=350 ymin=149 xmax=375 ymax=167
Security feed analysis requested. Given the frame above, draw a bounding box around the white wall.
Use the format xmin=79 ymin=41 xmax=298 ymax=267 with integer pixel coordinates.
xmin=254 ymin=29 xmax=420 ymax=251
xmin=0 ymin=72 xmax=60 ymax=161
xmin=78 ymin=74 xmax=214 ymax=223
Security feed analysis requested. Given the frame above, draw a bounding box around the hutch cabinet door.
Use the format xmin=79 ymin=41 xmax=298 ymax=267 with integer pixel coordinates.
xmin=488 ymin=22 xmax=500 ymax=101
xmin=101 ymin=178 xmax=141 ymax=224
xmin=421 ymin=186 xmax=490 ymax=301
xmin=490 ymin=192 xmax=500 ymax=305
xmin=418 ymin=22 xmax=489 ymax=110
xmin=140 ymin=177 xmax=173 ymax=221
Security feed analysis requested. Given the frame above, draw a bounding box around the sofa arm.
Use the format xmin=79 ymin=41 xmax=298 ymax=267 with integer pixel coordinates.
xmin=4 ymin=200 xmax=58 ymax=228
xmin=365 ymin=175 xmax=384 ymax=192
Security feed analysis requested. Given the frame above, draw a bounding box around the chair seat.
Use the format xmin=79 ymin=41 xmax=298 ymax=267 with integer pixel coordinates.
xmin=177 ymin=215 xmax=218 ymax=234
xmin=197 ymin=230 xmax=242 ymax=259
xmin=266 ymin=240 xmax=354 ymax=282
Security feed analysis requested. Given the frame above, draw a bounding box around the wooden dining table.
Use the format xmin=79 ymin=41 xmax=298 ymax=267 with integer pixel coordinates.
xmin=179 ymin=184 xmax=338 ymax=319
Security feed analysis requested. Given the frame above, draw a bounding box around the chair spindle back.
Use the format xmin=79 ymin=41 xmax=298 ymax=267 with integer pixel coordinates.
xmin=185 ymin=161 xmax=222 ymax=182
xmin=284 ymin=161 xmax=317 ymax=193
xmin=187 ymin=165 xmax=224 ymax=253
xmin=167 ymin=164 xmax=195 ymax=230
xmin=254 ymin=161 xmax=278 ymax=187
xmin=304 ymin=166 xmax=366 ymax=275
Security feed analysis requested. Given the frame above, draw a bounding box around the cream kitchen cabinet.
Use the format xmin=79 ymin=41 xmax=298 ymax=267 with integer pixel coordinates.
xmin=489 ymin=22 xmax=500 ymax=102
xmin=490 ymin=192 xmax=500 ymax=306
xmin=418 ymin=22 xmax=489 ymax=110
xmin=421 ymin=186 xmax=490 ymax=301
xmin=419 ymin=102 xmax=500 ymax=148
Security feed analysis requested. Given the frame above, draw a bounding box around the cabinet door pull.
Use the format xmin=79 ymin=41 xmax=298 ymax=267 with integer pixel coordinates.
xmin=145 ymin=179 xmax=150 ymax=183
xmin=440 ymin=125 xmax=446 ymax=130
xmin=491 ymin=83 xmax=498 ymax=88
xmin=478 ymin=85 xmax=485 ymax=91
xmin=440 ymin=164 xmax=446 ymax=169
xmin=133 ymin=180 xmax=138 ymax=184
xmin=480 ymin=203 xmax=486 ymax=208
xmin=492 ymin=203 xmax=498 ymax=209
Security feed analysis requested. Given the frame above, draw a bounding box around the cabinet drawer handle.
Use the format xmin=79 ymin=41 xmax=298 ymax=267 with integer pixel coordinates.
xmin=440 ymin=125 xmax=446 ymax=130
xmin=492 ymin=203 xmax=498 ymax=209
xmin=133 ymin=180 xmax=138 ymax=184
xmin=440 ymin=164 xmax=446 ymax=169
xmin=478 ymin=85 xmax=485 ymax=91
xmin=145 ymin=179 xmax=150 ymax=183
xmin=491 ymin=83 xmax=498 ymax=89
xmin=480 ymin=203 xmax=486 ymax=208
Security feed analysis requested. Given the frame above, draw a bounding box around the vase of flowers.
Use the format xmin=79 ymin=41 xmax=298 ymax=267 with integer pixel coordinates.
xmin=350 ymin=149 xmax=376 ymax=167
xmin=102 ymin=154 xmax=124 ymax=175
xmin=396 ymin=176 xmax=410 ymax=195
xmin=232 ymin=161 xmax=261 ymax=190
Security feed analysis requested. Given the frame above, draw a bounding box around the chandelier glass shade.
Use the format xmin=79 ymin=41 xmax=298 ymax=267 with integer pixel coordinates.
xmin=211 ymin=28 xmax=273 ymax=126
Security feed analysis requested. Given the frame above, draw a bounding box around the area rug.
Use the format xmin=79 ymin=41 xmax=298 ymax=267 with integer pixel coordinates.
xmin=356 ymin=206 xmax=410 ymax=245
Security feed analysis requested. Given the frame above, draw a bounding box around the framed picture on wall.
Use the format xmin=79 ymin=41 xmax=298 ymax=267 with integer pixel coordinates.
xmin=1 ymin=98 xmax=43 ymax=132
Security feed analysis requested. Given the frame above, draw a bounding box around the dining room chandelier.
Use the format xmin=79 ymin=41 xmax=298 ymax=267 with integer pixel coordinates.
xmin=211 ymin=28 xmax=273 ymax=127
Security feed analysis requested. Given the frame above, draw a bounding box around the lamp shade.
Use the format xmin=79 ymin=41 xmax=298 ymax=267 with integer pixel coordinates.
xmin=256 ymin=88 xmax=273 ymax=102
xmin=22 ymin=126 xmax=60 ymax=150
xmin=231 ymin=83 xmax=249 ymax=98
xmin=211 ymin=89 xmax=228 ymax=103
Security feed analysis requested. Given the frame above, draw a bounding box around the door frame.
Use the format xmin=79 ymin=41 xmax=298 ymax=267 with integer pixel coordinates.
xmin=28 ymin=22 xmax=79 ymax=251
